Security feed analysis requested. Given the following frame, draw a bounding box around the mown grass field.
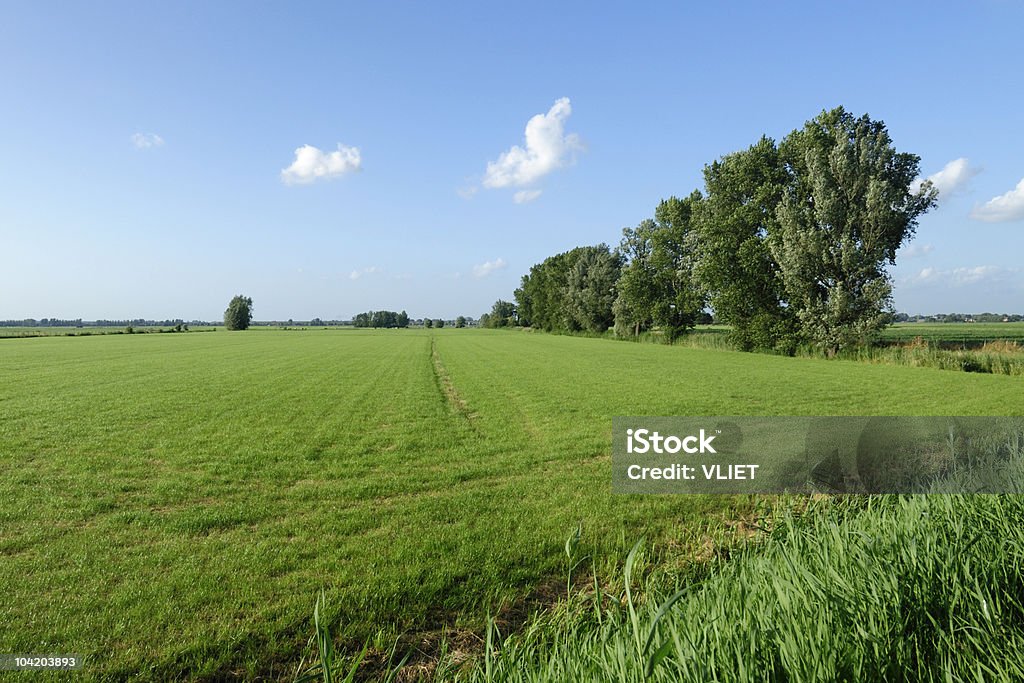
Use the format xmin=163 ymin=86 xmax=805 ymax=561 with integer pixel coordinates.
xmin=1 ymin=329 xmax=1021 ymax=680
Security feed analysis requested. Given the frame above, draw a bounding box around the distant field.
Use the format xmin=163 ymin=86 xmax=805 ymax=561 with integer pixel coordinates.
xmin=880 ymin=322 xmax=1024 ymax=345
xmin=0 ymin=326 xmax=219 ymax=338
xmin=1 ymin=329 xmax=1021 ymax=679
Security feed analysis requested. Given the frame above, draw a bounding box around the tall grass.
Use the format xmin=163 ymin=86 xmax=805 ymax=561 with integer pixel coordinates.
xmin=450 ymin=485 xmax=1024 ymax=681
xmin=839 ymin=337 xmax=1024 ymax=376
xmin=521 ymin=325 xmax=1024 ymax=376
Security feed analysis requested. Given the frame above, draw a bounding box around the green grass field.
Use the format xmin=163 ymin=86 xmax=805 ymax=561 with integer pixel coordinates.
xmin=2 ymin=329 xmax=1022 ymax=679
xmin=880 ymin=322 xmax=1024 ymax=345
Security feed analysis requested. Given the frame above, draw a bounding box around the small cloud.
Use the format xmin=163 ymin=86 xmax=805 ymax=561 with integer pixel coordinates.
xmin=131 ymin=132 xmax=164 ymax=149
xmin=282 ymin=143 xmax=362 ymax=185
xmin=513 ymin=189 xmax=543 ymax=204
xmin=971 ymin=178 xmax=1024 ymax=223
xmin=349 ymin=266 xmax=381 ymax=281
xmin=472 ymin=258 xmax=507 ymax=279
xmin=481 ymin=97 xmax=582 ymax=201
xmin=900 ymin=243 xmax=934 ymax=259
xmin=906 ymin=265 xmax=1016 ymax=287
xmin=911 ymin=157 xmax=981 ymax=197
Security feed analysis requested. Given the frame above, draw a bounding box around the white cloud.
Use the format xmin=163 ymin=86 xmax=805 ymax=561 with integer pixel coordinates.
xmin=971 ymin=178 xmax=1024 ymax=223
xmin=481 ymin=97 xmax=582 ymax=199
xmin=513 ymin=189 xmax=543 ymax=204
xmin=911 ymin=157 xmax=980 ymax=197
xmin=907 ymin=265 xmax=1016 ymax=287
xmin=900 ymin=243 xmax=934 ymax=259
xmin=472 ymin=258 xmax=507 ymax=279
xmin=281 ymin=143 xmax=361 ymax=185
xmin=131 ymin=132 xmax=164 ymax=149
xmin=349 ymin=266 xmax=381 ymax=281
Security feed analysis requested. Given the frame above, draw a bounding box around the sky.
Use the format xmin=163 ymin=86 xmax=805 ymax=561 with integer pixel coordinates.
xmin=1 ymin=1 xmax=1022 ymax=321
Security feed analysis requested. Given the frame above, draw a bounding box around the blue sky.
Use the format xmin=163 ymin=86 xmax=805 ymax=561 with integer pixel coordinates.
xmin=2 ymin=1 xmax=1022 ymax=321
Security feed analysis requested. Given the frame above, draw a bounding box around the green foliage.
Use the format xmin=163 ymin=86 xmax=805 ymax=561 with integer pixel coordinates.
xmin=515 ymin=244 xmax=620 ymax=333
xmin=224 ymin=295 xmax=254 ymax=331
xmin=510 ymin=107 xmax=937 ymax=354
xmin=458 ymin=490 xmax=1024 ymax=682
xmin=434 ymin=319 xmax=445 ymax=329
xmin=484 ymin=300 xmax=516 ymax=328
xmin=423 ymin=318 xmax=433 ymax=328
xmin=772 ymin=107 xmax=937 ymax=354
xmin=455 ymin=316 xmax=467 ymax=328
xmin=614 ymin=220 xmax=658 ymax=337
xmin=646 ymin=194 xmax=706 ymax=342
xmin=613 ymin=194 xmax=707 ymax=343
xmin=352 ymin=310 xmax=409 ymax=328
xmin=565 ymin=246 xmax=622 ymax=333
xmin=695 ymin=137 xmax=799 ymax=352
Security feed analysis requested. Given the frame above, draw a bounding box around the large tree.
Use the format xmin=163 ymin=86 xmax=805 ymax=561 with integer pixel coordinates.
xmin=647 ymin=193 xmax=706 ymax=341
xmin=614 ymin=194 xmax=705 ymax=342
xmin=613 ymin=219 xmax=658 ymax=337
xmin=223 ymin=295 xmax=253 ymax=331
xmin=773 ymin=108 xmax=937 ymax=354
xmin=564 ymin=245 xmax=622 ymax=333
xmin=515 ymin=245 xmax=619 ymax=333
xmin=695 ymin=137 xmax=799 ymax=352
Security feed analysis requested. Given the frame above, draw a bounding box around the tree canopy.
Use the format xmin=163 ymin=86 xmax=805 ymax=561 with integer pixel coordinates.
xmin=223 ymin=295 xmax=253 ymax=331
xmin=353 ymin=310 xmax=410 ymax=328
xmin=514 ymin=244 xmax=619 ymax=333
xmin=499 ymin=107 xmax=936 ymax=353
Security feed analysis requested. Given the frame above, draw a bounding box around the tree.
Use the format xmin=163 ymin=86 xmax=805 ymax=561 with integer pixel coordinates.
xmin=695 ymin=137 xmax=799 ymax=352
xmin=515 ymin=251 xmax=575 ymax=331
xmin=515 ymin=245 xmax=619 ymax=333
xmin=455 ymin=316 xmax=466 ymax=328
xmin=564 ymin=245 xmax=622 ymax=333
xmin=224 ymin=295 xmax=253 ymax=330
xmin=397 ymin=310 xmax=409 ymax=328
xmin=486 ymin=300 xmax=517 ymax=328
xmin=651 ymin=194 xmax=707 ymax=341
xmin=424 ymin=318 xmax=433 ymax=328
xmin=773 ymin=107 xmax=937 ymax=354
xmin=434 ymin=319 xmax=445 ymax=329
xmin=614 ymin=219 xmax=659 ymax=337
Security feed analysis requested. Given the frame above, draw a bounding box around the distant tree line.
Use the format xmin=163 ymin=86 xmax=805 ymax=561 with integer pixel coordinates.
xmin=486 ymin=107 xmax=941 ymax=355
xmin=0 ymin=318 xmax=191 ymax=327
xmin=893 ymin=313 xmax=1024 ymax=323
xmin=353 ymin=310 xmax=410 ymax=328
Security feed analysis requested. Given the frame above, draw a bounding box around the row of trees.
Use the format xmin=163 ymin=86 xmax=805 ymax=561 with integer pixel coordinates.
xmin=0 ymin=318 xmax=191 ymax=328
xmin=498 ymin=107 xmax=938 ymax=354
xmin=222 ymin=300 xmax=475 ymax=330
xmin=353 ymin=310 xmax=410 ymax=328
